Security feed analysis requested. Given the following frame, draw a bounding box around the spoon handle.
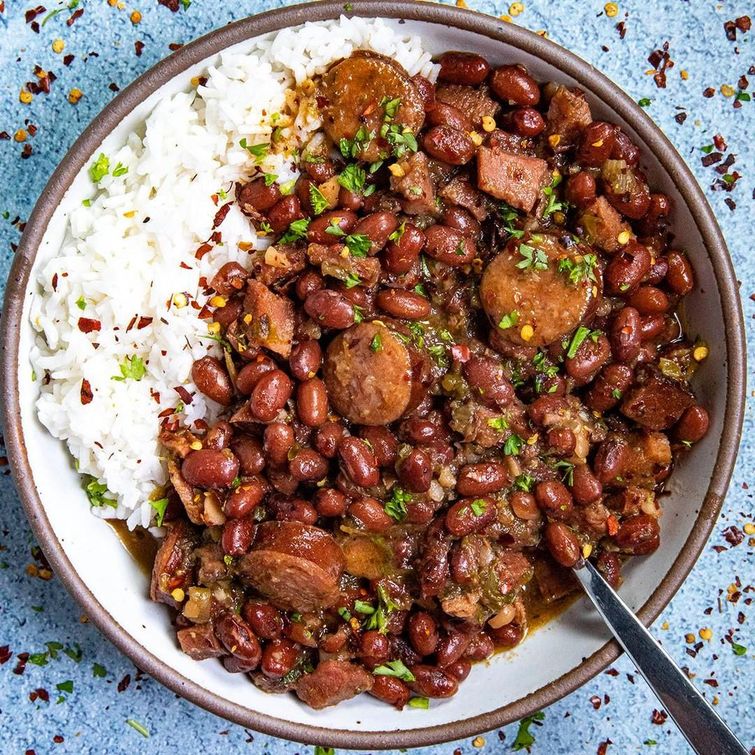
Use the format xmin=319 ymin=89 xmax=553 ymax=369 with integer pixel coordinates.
xmin=572 ymin=560 xmax=748 ymax=755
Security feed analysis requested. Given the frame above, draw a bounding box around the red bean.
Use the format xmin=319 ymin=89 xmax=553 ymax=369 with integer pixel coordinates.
xmin=236 ymin=356 xmax=276 ymax=396
xmin=411 ymin=74 xmax=436 ymax=111
xmin=596 ymin=551 xmax=622 ymax=588
xmin=585 ymin=364 xmax=633 ymax=412
xmin=464 ymin=632 xmax=495 ymax=662
xmin=490 ymin=65 xmax=540 ymax=105
xmin=593 ymin=438 xmax=629 ymax=484
xmin=611 ymin=129 xmax=640 ymax=166
xmin=666 ymin=251 xmax=694 ymax=295
xmin=510 ymin=491 xmax=540 ymax=520
xmin=456 ymin=462 xmax=509 ymax=496
xmin=338 ymin=437 xmax=380 ymax=487
xmin=192 ymin=356 xmax=233 ymax=405
xmin=273 ymin=497 xmax=318 ymax=525
xmin=231 ymin=435 xmax=265 ymax=475
xmin=628 ymin=286 xmax=670 ymax=314
xmin=264 ymin=422 xmax=295 ymax=466
xmin=489 ymin=622 xmax=524 ymax=648
xmin=289 ymin=340 xmax=322 ymax=381
xmin=675 ymin=405 xmax=710 ymax=443
xmin=565 ymin=171 xmax=597 ymax=208
xmin=445 ymin=659 xmax=472 ymax=682
xmin=535 ymin=479 xmax=574 ymax=518
xmin=398 ymin=449 xmax=432 ymax=493
xmin=605 ymin=169 xmax=651 ymax=219
xmin=370 ymin=675 xmax=411 ymax=709
xmin=511 ymin=107 xmax=545 ymax=136
xmin=215 ymin=613 xmax=261 ymax=666
xmin=547 ymin=427 xmax=576 ymax=456
xmin=639 ymin=314 xmax=666 ymax=341
xmin=614 ymin=514 xmax=660 ymax=555
xmin=242 ymin=601 xmax=283 ymax=640
xmin=237 ymin=178 xmax=281 ymax=213
xmin=303 ymin=157 xmax=336 ymax=184
xmin=266 ymin=195 xmax=304 ymax=233
xmin=463 ymin=355 xmax=515 ymax=408
xmin=375 ymin=288 xmax=431 ymax=320
xmin=338 ymin=186 xmax=364 ymax=211
xmin=289 ymin=448 xmax=328 ymax=482
xmin=353 ymin=212 xmax=399 ymax=253
xmin=427 ymin=101 xmax=472 ymax=132
xmin=297 ymin=378 xmax=329 ymax=427
xmin=383 ymin=224 xmax=426 ymax=275
xmin=425 ymin=225 xmax=475 ymax=266
xmin=250 ymin=370 xmax=292 ymax=422
xmin=605 ymin=242 xmax=652 ymax=295
xmin=565 ymin=333 xmax=611 ymax=385
xmin=610 ymin=306 xmax=642 ymax=362
xmin=260 ymin=639 xmax=300 ymax=680
xmin=304 ymin=289 xmax=355 ymax=329
xmin=205 ymin=420 xmax=233 ymax=450
xmin=359 ymin=630 xmax=391 ymax=668
xmin=307 ymin=210 xmax=358 ymax=244
xmin=221 ymin=517 xmax=255 ymax=556
xmin=438 ymin=51 xmax=490 ymax=86
xmin=182 ymin=448 xmax=239 ymax=489
xmin=545 ymin=522 xmax=581 ymax=568
xmin=313 ymin=421 xmax=346 ymax=458
xmin=423 ymin=126 xmax=476 ymax=165
xmin=408 ymin=665 xmax=458 ymax=698
xmin=435 ymin=630 xmax=470 ymax=668
xmin=445 ymin=497 xmax=496 ymax=536
xmin=570 ymin=463 xmax=603 ymax=505
xmin=210 ymin=262 xmax=248 ymax=297
xmin=644 ymin=256 xmax=669 ymax=286
xmin=359 ymin=426 xmax=398 ymax=467
xmin=296 ymin=270 xmax=324 ymax=301
xmin=442 ymin=206 xmax=481 ymax=238
xmin=224 ymin=479 xmax=266 ymax=518
xmin=314 ymin=487 xmax=348 ymax=517
xmin=349 ymin=496 xmax=393 ymax=532
xmin=577 ymin=121 xmax=617 ymax=167
xmin=407 ymin=612 xmax=439 ymax=657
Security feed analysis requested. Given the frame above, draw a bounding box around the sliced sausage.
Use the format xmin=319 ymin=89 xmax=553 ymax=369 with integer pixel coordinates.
xmin=317 ymin=52 xmax=425 ymax=163
xmin=177 ymin=623 xmax=226 ymax=660
xmin=237 ymin=521 xmax=345 ymax=612
xmin=295 ymin=659 xmax=374 ymax=709
xmin=480 ymin=234 xmax=596 ymax=347
xmin=323 ymin=321 xmax=413 ymax=425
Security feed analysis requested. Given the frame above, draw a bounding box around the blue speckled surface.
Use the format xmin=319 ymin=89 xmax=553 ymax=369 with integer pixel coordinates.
xmin=0 ymin=1 xmax=752 ymax=753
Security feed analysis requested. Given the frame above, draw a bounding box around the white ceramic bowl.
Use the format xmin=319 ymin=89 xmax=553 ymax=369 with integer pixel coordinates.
xmin=1 ymin=1 xmax=745 ymax=749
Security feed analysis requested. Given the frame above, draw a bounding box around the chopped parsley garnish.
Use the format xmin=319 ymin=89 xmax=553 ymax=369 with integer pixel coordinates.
xmin=82 ymin=475 xmax=117 ymax=509
xmin=516 ymin=243 xmax=549 ymax=271
xmin=56 ymin=680 xmax=74 ymax=695
xmin=75 ymin=295 xmax=86 ymax=310
xmin=565 ymin=326 xmax=601 ymax=359
xmin=259 ymin=220 xmax=273 ymax=235
xmin=126 ymin=719 xmax=150 ymax=738
xmin=553 ymin=460 xmax=575 ymax=486
xmin=638 ymin=97 xmax=652 ymax=107
xmin=700 ymin=144 xmax=714 ymax=154
xmin=381 ymin=123 xmax=418 ymax=158
xmin=611 ymin=388 xmax=623 ymax=400
xmin=314 ymin=747 xmax=335 ymax=755
xmin=82 ymin=198 xmax=92 ymax=207
xmin=309 ymin=184 xmax=329 ymax=215
xmin=239 ymin=138 xmax=270 ymax=162
xmin=389 ymin=221 xmax=406 ymax=243
xmin=384 ymin=486 xmax=411 ymax=522
xmin=280 ymin=218 xmax=310 ymax=244
xmin=112 ymin=355 xmax=146 ymax=382
xmin=381 ymin=96 xmax=402 ymax=119
xmin=504 ymin=434 xmax=524 ymax=456
xmin=487 ymin=416 xmax=509 ymax=431
xmin=512 ymin=711 xmax=545 ymax=751
xmin=731 ymin=641 xmax=747 ymax=656
xmin=533 ymin=351 xmax=559 ymax=377
xmin=373 ymin=659 xmax=415 ymax=682
xmin=337 ymin=607 xmax=352 ymax=622
xmin=343 ymin=272 xmax=361 ymax=289
xmin=354 ymin=600 xmax=375 ymax=615
xmin=325 ymin=218 xmax=346 ymax=236
xmin=470 ymin=499 xmax=487 ymax=516
xmin=363 ymin=584 xmax=399 ymax=633
xmin=92 ymin=663 xmax=107 ymax=678
xmin=414 ymin=283 xmax=427 ymax=297
xmin=264 ymin=172 xmax=279 ymax=186
xmin=542 ymin=174 xmax=569 ymax=217
xmin=339 ymin=125 xmax=373 ymax=160
xmin=337 ymin=164 xmax=367 ymax=194
xmin=558 ymin=253 xmax=598 ymax=285
xmin=279 ymin=179 xmax=296 ymax=196
xmin=353 ymin=304 xmax=364 ymax=323
xmin=88 ymin=153 xmax=110 ymax=183
xmin=345 ymin=233 xmax=371 ymax=257
xmin=150 ymin=497 xmax=169 ymax=527
xmin=408 ymin=696 xmax=430 ymax=709
xmin=112 ymin=162 xmax=128 ymax=178
xmin=499 ymin=202 xmax=524 ymax=238
xmin=370 ymin=333 xmax=382 ymax=352
xmin=290 ymin=612 xmax=303 ymax=623
xmin=498 ymin=310 xmax=519 ymax=330
xmin=513 ymin=473 xmax=534 ymax=492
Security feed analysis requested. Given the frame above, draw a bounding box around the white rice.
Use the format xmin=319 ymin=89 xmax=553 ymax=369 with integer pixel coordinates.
xmin=29 ymin=17 xmax=439 ymax=530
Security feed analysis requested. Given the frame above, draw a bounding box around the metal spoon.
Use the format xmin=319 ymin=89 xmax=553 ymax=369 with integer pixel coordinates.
xmin=572 ymin=559 xmax=749 ymax=755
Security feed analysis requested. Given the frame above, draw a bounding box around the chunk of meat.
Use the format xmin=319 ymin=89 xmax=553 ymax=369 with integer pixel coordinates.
xmin=177 ymin=623 xmax=226 ymax=660
xmin=241 ymin=279 xmax=295 ymax=358
xmin=493 ymin=549 xmax=533 ymax=597
xmin=441 ymin=589 xmax=482 ymax=620
xmin=323 ymin=321 xmax=413 ymax=426
xmin=477 ymin=145 xmax=550 ymax=212
xmin=237 ymin=521 xmax=345 ymax=611
xmin=449 ymin=399 xmax=509 ymax=449
xmin=317 ymin=52 xmax=425 ymax=163
xmin=295 ymin=659 xmax=374 ymax=709
xmin=439 ymin=175 xmax=488 ymax=221
xmin=249 ymin=245 xmax=307 ymax=286
xmin=487 ymin=129 xmax=531 ymax=155
xmin=579 ymin=196 xmax=632 ymax=253
xmin=620 ymin=371 xmax=694 ymax=430
xmin=545 ymin=85 xmax=593 ymax=151
xmin=307 ymin=243 xmax=381 ymax=288
xmin=534 ymin=556 xmax=577 ymax=603
xmin=168 ymin=458 xmax=202 ymax=524
xmin=150 ymin=520 xmax=198 ymax=609
xmin=194 ymin=543 xmax=229 ymax=585
xmin=480 ymin=234 xmax=596 ymax=347
xmin=390 ymin=151 xmax=437 ymax=216
xmin=621 ymin=431 xmax=672 ymax=488
xmin=435 ymin=84 xmax=500 ymax=128
xmin=159 ymin=427 xmax=200 ymax=459
xmin=340 ymin=535 xmax=393 ymax=580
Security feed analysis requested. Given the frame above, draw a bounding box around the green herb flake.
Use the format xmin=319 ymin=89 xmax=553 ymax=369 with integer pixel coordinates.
xmin=644 ymin=740 xmax=658 ymax=746
xmin=31 ymin=605 xmax=44 ymax=613
xmin=56 ymin=680 xmax=74 ymax=695
xmin=82 ymin=198 xmax=92 ymax=207
xmin=75 ymin=295 xmax=86 ymax=310
xmin=566 ymin=326 xmax=592 ymax=359
xmin=82 ymin=475 xmax=117 ymax=509
xmin=558 ymin=253 xmax=597 ymax=285
xmin=345 ymin=233 xmax=371 ymax=258
xmin=343 ymin=272 xmax=361 ymax=289
xmin=735 ymin=91 xmax=751 ymax=102
xmin=126 ymin=719 xmax=150 ymax=738
xmin=112 ymin=163 xmax=128 ymax=178
xmin=731 ymin=642 xmax=747 ymax=656
xmin=512 ymin=711 xmax=545 ymax=751
xmin=389 ymin=221 xmax=406 ymax=243
xmin=373 ymin=659 xmax=415 ymax=682
xmin=111 ymin=354 xmax=147 ymax=382
xmin=516 ymin=243 xmax=549 ymax=271
xmin=384 ymin=486 xmax=411 ymax=522
xmin=638 ymin=97 xmax=652 ymax=107
xmin=514 ymin=473 xmax=534 ymax=492
xmin=309 ymin=184 xmax=329 ymax=215
xmin=541 ymin=176 xmax=569 ymax=218
xmin=470 ymin=499 xmax=487 ymax=517
xmin=337 ymin=607 xmax=352 ymax=622
xmin=88 ymin=153 xmax=110 ymax=183
xmin=370 ymin=334 xmax=382 ymax=352
xmin=554 ymin=460 xmax=575 ymax=486
xmin=279 ymin=179 xmax=296 ymax=195
xmin=487 ymin=416 xmax=509 ymax=432
xmin=498 ymin=310 xmax=519 ymax=330
xmin=381 ymin=96 xmax=402 ymax=119
xmin=339 ymin=126 xmax=373 ymax=160
xmin=280 ymin=218 xmax=310 ymax=244
xmin=63 ymin=643 xmax=82 ymax=663
xmin=700 ymin=144 xmax=714 ymax=154
xmin=353 ymin=304 xmax=364 ymax=324
xmin=504 ymin=434 xmax=524 ymax=457
xmin=314 ymin=747 xmax=335 ymax=755
xmin=611 ymin=388 xmax=623 ymax=399
xmin=149 ymin=497 xmax=169 ymax=527
xmin=28 ymin=653 xmax=50 ymax=667
xmin=263 ymin=173 xmax=278 ymax=187
xmin=239 ymin=139 xmax=270 ymax=163
xmin=337 ymin=164 xmax=366 ymax=194
xmin=92 ymin=663 xmax=107 ymax=678
xmin=354 ymin=600 xmax=375 ymax=615
xmin=408 ymin=696 xmax=430 ymax=709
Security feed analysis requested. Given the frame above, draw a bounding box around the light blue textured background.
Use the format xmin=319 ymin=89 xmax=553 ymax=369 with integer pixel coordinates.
xmin=0 ymin=1 xmax=752 ymax=753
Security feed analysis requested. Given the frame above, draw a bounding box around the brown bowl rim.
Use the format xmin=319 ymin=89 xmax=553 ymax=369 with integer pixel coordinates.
xmin=0 ymin=0 xmax=746 ymax=749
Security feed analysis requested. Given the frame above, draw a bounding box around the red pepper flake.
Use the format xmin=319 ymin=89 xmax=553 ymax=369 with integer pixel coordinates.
xmin=195 ymin=243 xmax=213 ymax=260
xmin=713 ymin=134 xmax=728 ymax=151
xmin=158 ymin=0 xmax=179 ymax=10
xmin=597 ymin=740 xmax=612 ymax=755
xmin=52 ymin=735 xmax=64 ymax=744
xmin=674 ymin=112 xmax=688 ymax=125
xmin=25 ymin=5 xmax=45 ymax=24
xmin=723 ymin=526 xmax=744 ymax=547
xmin=157 ymin=407 xmax=174 ymax=418
xmin=66 ymin=6 xmax=83 ymax=25
xmin=210 ymin=231 xmax=222 ymax=244
xmin=108 ymin=82 xmax=120 ymax=93
xmin=197 ymin=304 xmax=213 ymax=320
xmin=117 ymin=673 xmax=131 ymax=692
xmin=63 ymin=54 xmax=74 ymax=66
xmin=80 ymin=378 xmax=93 ymax=405
xmin=175 ymin=385 xmax=193 ymax=405
xmin=77 ymin=317 xmax=101 ymax=333
xmin=51 ymin=273 xmax=58 ymax=291
xmin=647 ymin=41 xmax=674 ymax=89
xmin=21 ymin=144 xmax=33 ymax=159
xmin=651 ymin=708 xmax=668 ymax=724
xmin=179 ymin=261 xmax=192 ymax=270
xmin=14 ymin=652 xmax=30 ymax=675
xmin=137 ymin=316 xmax=153 ymax=329
xmin=703 ymin=87 xmax=716 ymax=98
xmin=589 ymin=694 xmax=601 ymax=710
xmin=135 ymin=40 xmax=145 ymax=57
xmin=615 ymin=21 xmax=626 ymax=39
xmin=724 ymin=16 xmax=751 ymax=41
xmin=34 ymin=687 xmax=49 ymax=702
xmin=126 ymin=315 xmax=138 ymax=332
xmin=168 ymin=42 xmax=183 ymax=51
xmin=0 ymin=131 xmax=10 ymax=141
xmin=451 ymin=343 xmax=470 ymax=363
xmin=703 ymin=678 xmax=719 ymax=687
xmin=604 ymin=667 xmax=619 ymax=677
xmin=0 ymin=645 xmax=11 ymax=665
xmin=213 ymin=202 xmax=232 ymax=229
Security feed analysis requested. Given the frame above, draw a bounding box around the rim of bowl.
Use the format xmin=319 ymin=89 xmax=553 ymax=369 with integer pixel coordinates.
xmin=0 ymin=0 xmax=746 ymax=749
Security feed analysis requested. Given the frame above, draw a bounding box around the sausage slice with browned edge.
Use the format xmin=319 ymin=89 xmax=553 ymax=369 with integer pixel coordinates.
xmin=480 ymin=233 xmax=597 ymax=347
xmin=324 ymin=321 xmax=413 ymax=425
xmin=237 ymin=521 xmax=345 ymax=612
xmin=317 ymin=51 xmax=425 ymax=163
